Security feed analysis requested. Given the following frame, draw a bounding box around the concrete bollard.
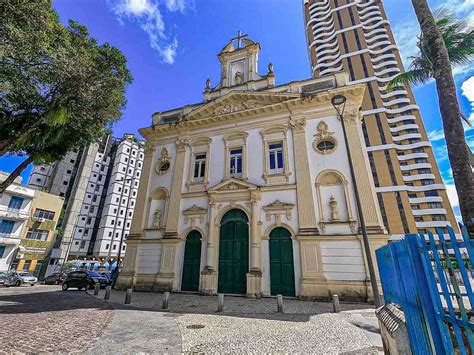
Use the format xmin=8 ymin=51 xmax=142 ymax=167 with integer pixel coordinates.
xmin=332 ymin=294 xmax=340 ymax=313
xmin=217 ymin=294 xmax=224 ymax=313
xmin=104 ymin=285 xmax=111 ymax=300
xmin=277 ymin=294 xmax=284 ymax=313
xmin=125 ymin=288 xmax=132 ymax=304
xmin=162 ymin=291 xmax=170 ymax=310
xmin=94 ymin=283 xmax=100 ymax=296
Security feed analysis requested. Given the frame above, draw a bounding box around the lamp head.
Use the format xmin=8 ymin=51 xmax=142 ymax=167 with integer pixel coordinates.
xmin=331 ymin=94 xmax=347 ymax=116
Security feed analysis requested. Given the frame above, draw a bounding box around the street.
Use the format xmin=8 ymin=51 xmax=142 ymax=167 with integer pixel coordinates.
xmin=0 ymin=285 xmax=382 ymax=354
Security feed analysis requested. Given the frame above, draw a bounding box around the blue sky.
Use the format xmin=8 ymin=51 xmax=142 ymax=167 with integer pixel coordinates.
xmin=1 ymin=0 xmax=473 ymax=218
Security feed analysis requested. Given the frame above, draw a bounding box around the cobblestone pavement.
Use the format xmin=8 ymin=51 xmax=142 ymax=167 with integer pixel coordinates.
xmin=93 ymin=289 xmax=383 ymax=354
xmin=0 ymin=285 xmax=114 ymax=353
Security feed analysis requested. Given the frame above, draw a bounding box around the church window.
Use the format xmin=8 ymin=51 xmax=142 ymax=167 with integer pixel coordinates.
xmin=193 ymin=153 xmax=206 ymax=181
xmin=229 ymin=148 xmax=243 ymax=177
xmin=316 ymin=140 xmax=335 ymax=153
xmin=268 ymin=143 xmax=284 ymax=173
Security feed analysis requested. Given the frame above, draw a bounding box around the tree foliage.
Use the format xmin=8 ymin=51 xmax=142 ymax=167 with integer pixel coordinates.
xmin=0 ymin=0 xmax=132 ymax=191
xmin=389 ymin=12 xmax=474 ymax=89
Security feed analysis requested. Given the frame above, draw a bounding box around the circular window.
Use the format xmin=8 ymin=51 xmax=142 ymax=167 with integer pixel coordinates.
xmin=317 ymin=141 xmax=335 ymax=151
xmin=156 ymin=160 xmax=171 ymax=175
xmin=313 ymin=138 xmax=337 ymax=154
xmin=159 ymin=161 xmax=170 ymax=172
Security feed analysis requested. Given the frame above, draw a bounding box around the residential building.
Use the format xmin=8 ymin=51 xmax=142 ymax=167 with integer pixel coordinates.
xmin=28 ymin=134 xmax=144 ymax=264
xmin=303 ymin=0 xmax=458 ymax=238
xmin=0 ymin=172 xmax=34 ymax=272
xmin=14 ymin=190 xmax=63 ymax=277
xmin=117 ymin=34 xmax=388 ymax=301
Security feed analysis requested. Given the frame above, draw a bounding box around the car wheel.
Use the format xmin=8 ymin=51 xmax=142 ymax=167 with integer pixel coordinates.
xmin=30 ymin=284 xmax=35 ymax=286
xmin=62 ymin=283 xmax=69 ymax=291
xmin=15 ymin=280 xmax=21 ymax=287
xmin=78 ymin=286 xmax=83 ymax=291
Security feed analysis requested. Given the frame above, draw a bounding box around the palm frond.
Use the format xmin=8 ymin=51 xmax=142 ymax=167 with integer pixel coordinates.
xmin=387 ymin=69 xmax=431 ymax=91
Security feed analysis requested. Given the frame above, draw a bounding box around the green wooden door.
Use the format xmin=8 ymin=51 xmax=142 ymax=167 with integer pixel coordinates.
xmin=181 ymin=230 xmax=202 ymax=292
xmin=270 ymin=227 xmax=296 ymax=297
xmin=218 ymin=209 xmax=249 ymax=294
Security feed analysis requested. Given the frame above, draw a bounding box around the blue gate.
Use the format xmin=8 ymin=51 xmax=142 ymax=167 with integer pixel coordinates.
xmin=376 ymin=225 xmax=474 ymax=353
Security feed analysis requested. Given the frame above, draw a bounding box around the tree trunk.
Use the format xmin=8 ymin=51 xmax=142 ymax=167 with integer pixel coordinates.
xmin=0 ymin=140 xmax=13 ymax=157
xmin=0 ymin=156 xmax=34 ymax=193
xmin=411 ymin=0 xmax=474 ymax=233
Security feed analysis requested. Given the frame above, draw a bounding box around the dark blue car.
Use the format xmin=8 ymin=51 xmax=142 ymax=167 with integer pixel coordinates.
xmin=61 ymin=271 xmax=109 ymax=291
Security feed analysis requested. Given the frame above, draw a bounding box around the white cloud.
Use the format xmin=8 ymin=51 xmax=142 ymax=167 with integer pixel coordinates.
xmin=108 ymin=0 xmax=191 ymax=64
xmin=446 ymin=182 xmax=461 ymax=219
xmin=392 ymin=0 xmax=474 ymax=72
xmin=165 ymin=0 xmax=188 ymax=12
xmin=462 ymin=76 xmax=474 ymax=120
xmin=427 ymin=129 xmax=445 ymax=142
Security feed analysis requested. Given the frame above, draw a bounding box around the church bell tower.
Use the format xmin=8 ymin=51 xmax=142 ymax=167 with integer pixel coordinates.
xmin=204 ymin=31 xmax=275 ymax=101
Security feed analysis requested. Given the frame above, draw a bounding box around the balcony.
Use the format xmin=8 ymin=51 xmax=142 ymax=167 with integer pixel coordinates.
xmin=0 ymin=233 xmax=21 ymax=245
xmin=0 ymin=205 xmax=29 ymax=221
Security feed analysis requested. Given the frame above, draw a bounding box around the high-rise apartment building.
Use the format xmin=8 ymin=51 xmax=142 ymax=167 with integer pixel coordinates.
xmin=303 ymin=0 xmax=458 ymax=237
xmin=28 ymin=134 xmax=145 ymax=264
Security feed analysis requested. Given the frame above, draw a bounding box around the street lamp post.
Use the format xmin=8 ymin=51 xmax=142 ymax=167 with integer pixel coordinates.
xmin=331 ymin=94 xmax=382 ymax=307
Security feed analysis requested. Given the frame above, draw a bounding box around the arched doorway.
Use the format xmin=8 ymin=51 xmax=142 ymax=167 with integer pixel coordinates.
xmin=270 ymin=227 xmax=295 ymax=297
xmin=218 ymin=209 xmax=249 ymax=294
xmin=181 ymin=230 xmax=202 ymax=292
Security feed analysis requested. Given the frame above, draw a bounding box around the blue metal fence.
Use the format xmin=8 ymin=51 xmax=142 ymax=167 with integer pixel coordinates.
xmin=376 ymin=225 xmax=474 ymax=354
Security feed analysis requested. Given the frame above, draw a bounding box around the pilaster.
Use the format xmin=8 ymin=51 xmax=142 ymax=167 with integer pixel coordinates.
xmin=247 ymin=190 xmax=262 ymax=298
xmin=201 ymin=197 xmax=218 ymax=295
xmin=164 ymin=138 xmax=188 ymax=237
xmin=289 ymin=116 xmax=319 ymax=234
xmin=130 ymin=142 xmax=154 ymax=234
xmin=343 ymin=109 xmax=386 ymax=233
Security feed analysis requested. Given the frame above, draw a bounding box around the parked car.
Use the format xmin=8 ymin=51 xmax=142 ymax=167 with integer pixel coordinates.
xmin=4 ymin=272 xmax=37 ymax=287
xmin=98 ymin=272 xmax=113 ymax=285
xmin=43 ymin=272 xmax=67 ymax=285
xmin=61 ymin=271 xmax=109 ymax=291
xmin=0 ymin=271 xmax=8 ymax=285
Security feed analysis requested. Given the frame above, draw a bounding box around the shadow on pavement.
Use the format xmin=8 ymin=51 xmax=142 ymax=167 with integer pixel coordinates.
xmin=0 ymin=286 xmax=374 ymax=323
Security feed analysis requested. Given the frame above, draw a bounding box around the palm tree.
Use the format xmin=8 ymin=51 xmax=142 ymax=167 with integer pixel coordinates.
xmin=390 ymin=3 xmax=474 ymax=233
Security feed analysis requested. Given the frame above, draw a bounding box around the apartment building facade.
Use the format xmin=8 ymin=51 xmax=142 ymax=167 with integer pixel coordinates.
xmin=15 ymin=190 xmax=63 ymax=276
xmin=28 ymin=134 xmax=144 ymax=264
xmin=303 ymin=0 xmax=457 ymax=238
xmin=0 ymin=173 xmax=35 ymax=272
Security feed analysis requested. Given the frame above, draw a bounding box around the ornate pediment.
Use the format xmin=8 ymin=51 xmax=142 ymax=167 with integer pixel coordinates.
xmin=182 ymin=204 xmax=207 ymax=227
xmin=263 ymin=200 xmax=294 ymax=224
xmin=208 ymin=178 xmax=259 ymax=193
xmin=185 ymin=91 xmax=300 ymax=121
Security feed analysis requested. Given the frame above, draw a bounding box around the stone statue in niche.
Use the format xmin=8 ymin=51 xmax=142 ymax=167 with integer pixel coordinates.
xmin=153 ymin=209 xmax=162 ymax=228
xmin=329 ymin=196 xmax=340 ymax=221
xmin=235 ymin=71 xmax=244 ymax=85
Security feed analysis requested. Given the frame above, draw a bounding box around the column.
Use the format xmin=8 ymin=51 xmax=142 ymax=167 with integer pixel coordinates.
xmin=130 ymin=143 xmax=154 ymax=234
xmin=250 ymin=191 xmax=260 ymax=271
xmin=247 ymin=190 xmax=262 ymax=298
xmin=205 ymin=198 xmax=217 ymax=270
xmin=343 ymin=109 xmax=385 ymax=233
xmin=289 ymin=117 xmax=319 ymax=233
xmin=164 ymin=138 xmax=188 ymax=237
xmin=200 ymin=196 xmax=218 ymax=295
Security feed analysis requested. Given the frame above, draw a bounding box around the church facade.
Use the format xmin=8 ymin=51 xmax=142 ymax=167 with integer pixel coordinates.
xmin=117 ymin=34 xmax=389 ymax=300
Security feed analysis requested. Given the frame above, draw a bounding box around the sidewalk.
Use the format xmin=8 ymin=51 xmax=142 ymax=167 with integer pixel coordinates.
xmin=89 ymin=289 xmax=383 ymax=354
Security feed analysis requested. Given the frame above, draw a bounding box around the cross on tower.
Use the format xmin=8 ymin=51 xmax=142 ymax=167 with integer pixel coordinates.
xmin=230 ymin=30 xmax=248 ymax=49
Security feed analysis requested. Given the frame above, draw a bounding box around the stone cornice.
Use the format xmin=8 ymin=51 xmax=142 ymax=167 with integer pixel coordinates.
xmin=140 ymin=84 xmax=366 ymax=142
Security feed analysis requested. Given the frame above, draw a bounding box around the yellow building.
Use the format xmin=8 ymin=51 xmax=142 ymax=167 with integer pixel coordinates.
xmin=15 ymin=190 xmax=63 ymax=276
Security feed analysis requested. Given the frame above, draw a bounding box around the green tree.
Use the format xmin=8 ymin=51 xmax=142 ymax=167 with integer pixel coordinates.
xmin=0 ymin=0 xmax=132 ymax=192
xmin=390 ymin=5 xmax=474 ymax=232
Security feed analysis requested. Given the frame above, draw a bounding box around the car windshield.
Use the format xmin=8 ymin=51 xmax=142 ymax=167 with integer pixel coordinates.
xmin=87 ymin=272 xmax=101 ymax=277
xmin=18 ymin=272 xmax=33 ymax=277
